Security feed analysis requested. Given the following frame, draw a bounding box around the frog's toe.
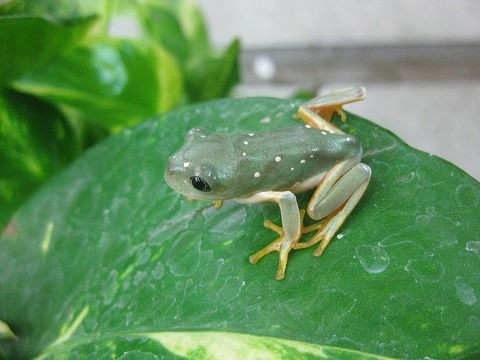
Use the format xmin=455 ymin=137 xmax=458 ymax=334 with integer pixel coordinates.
xmin=336 ymin=107 xmax=348 ymax=122
xmin=293 ymin=232 xmax=324 ymax=250
xmin=293 ymin=216 xmax=326 ymax=250
xmin=275 ymin=247 xmax=290 ymax=280
xmin=250 ymin=240 xmax=292 ymax=281
xmin=275 ymin=268 xmax=285 ymax=280
xmin=313 ymin=232 xmax=333 ymax=256
xmin=314 ymin=244 xmax=326 ymax=256
xmin=263 ymin=219 xmax=283 ymax=236
xmin=249 ymin=237 xmax=282 ymax=264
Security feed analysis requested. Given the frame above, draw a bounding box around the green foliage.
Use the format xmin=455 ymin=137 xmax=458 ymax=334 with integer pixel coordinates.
xmin=0 ymin=0 xmax=240 ymax=229
xmin=1 ymin=98 xmax=479 ymax=359
xmin=14 ymin=38 xmax=183 ymax=128
xmin=0 ymin=90 xmax=78 ymax=226
xmin=0 ymin=16 xmax=96 ymax=85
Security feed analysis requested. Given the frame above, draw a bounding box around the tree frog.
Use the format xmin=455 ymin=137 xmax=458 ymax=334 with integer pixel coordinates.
xmin=165 ymin=87 xmax=371 ymax=280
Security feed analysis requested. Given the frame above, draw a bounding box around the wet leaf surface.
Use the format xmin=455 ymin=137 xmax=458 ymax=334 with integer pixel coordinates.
xmin=1 ymin=98 xmax=479 ymax=359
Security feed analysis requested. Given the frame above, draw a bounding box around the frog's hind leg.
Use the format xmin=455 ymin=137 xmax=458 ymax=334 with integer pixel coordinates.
xmin=245 ymin=191 xmax=302 ymax=280
xmin=297 ymin=87 xmax=366 ymax=132
xmin=294 ymin=160 xmax=371 ymax=256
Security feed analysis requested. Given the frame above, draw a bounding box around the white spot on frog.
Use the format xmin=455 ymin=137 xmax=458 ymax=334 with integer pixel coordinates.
xmin=290 ymin=167 xmax=295 ymax=171
xmin=309 ymin=155 xmax=314 ymax=158
xmin=305 ymin=124 xmax=311 ymax=128
xmin=336 ymin=233 xmax=344 ymax=239
xmin=355 ymin=245 xmax=390 ymax=274
xmin=300 ymin=159 xmax=306 ymax=164
xmin=260 ymin=116 xmax=271 ymax=124
xmin=466 ymin=241 xmax=480 ymax=256
xmin=248 ymin=133 xmax=254 ymax=137
xmin=183 ymin=162 xmax=190 ymax=168
xmin=243 ymin=141 xmax=249 ymax=145
xmin=405 ymin=257 xmax=445 ymax=283
xmin=242 ymin=152 xmax=246 ymax=156
xmin=254 ymin=172 xmax=261 ymax=178
xmin=454 ymin=276 xmax=477 ymax=305
xmin=321 ymin=131 xmax=328 ymax=135
xmin=275 ymin=156 xmax=281 ymax=162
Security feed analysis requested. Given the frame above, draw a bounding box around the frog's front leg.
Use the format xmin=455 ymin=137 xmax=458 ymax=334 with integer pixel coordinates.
xmin=240 ymin=191 xmax=301 ymax=280
xmin=295 ymin=159 xmax=371 ymax=255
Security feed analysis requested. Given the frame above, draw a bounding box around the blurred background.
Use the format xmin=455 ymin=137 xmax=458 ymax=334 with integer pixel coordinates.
xmin=199 ymin=0 xmax=480 ymax=180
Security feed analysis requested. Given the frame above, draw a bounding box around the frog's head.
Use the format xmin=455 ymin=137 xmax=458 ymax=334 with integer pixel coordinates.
xmin=165 ymin=127 xmax=231 ymax=200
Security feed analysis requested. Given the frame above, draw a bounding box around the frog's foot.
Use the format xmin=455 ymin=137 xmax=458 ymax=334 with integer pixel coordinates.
xmin=293 ymin=215 xmax=329 ymax=251
xmin=315 ymin=105 xmax=348 ymax=123
xmin=294 ymin=214 xmax=348 ymax=256
xmin=213 ymin=200 xmax=224 ymax=208
xmin=297 ymin=87 xmax=366 ymax=133
xmin=295 ymin=105 xmax=346 ymax=125
xmin=249 ymin=210 xmax=306 ymax=280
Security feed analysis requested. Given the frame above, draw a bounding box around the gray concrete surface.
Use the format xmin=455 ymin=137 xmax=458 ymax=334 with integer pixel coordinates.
xmin=198 ymin=0 xmax=480 ymax=48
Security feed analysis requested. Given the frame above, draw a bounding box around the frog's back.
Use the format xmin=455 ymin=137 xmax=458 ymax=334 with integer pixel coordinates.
xmin=228 ymin=124 xmax=361 ymax=196
xmin=248 ymin=125 xmax=360 ymax=161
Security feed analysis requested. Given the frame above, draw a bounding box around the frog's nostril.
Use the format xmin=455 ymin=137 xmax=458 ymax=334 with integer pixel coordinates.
xmin=167 ymin=159 xmax=176 ymax=176
xmin=168 ymin=157 xmax=176 ymax=167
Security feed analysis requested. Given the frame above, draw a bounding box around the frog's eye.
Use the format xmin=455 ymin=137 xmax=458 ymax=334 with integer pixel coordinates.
xmin=190 ymin=176 xmax=212 ymax=192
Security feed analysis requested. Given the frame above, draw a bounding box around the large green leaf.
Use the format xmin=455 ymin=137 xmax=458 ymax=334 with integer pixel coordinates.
xmin=1 ymin=98 xmax=479 ymax=359
xmin=0 ymin=15 xmax=96 ymax=86
xmin=0 ymin=90 xmax=78 ymax=228
xmin=13 ymin=38 xmax=183 ymax=129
